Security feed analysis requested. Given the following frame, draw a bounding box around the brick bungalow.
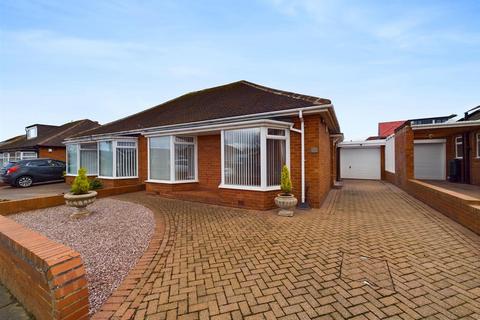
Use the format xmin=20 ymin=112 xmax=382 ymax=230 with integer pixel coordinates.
xmin=64 ymin=80 xmax=342 ymax=210
xmin=0 ymin=119 xmax=99 ymax=166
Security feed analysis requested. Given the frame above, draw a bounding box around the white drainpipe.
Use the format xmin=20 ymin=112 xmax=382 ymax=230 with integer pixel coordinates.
xmin=299 ymin=110 xmax=306 ymax=204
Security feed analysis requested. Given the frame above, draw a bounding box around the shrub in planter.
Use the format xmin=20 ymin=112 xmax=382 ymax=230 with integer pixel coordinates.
xmin=89 ymin=178 xmax=103 ymax=190
xmin=274 ymin=165 xmax=297 ymax=217
xmin=64 ymin=167 xmax=97 ymax=218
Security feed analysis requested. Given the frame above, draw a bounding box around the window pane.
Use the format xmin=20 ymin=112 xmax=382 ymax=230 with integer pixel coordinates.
xmin=267 ymin=139 xmax=286 ymax=186
xmin=99 ymin=141 xmax=113 ymax=177
xmin=175 ymin=136 xmax=194 ymax=143
xmin=150 ymin=136 xmax=170 ymax=180
xmin=224 ymin=128 xmax=261 ymax=186
xmin=116 ymin=145 xmax=137 ymax=177
xmin=21 ymin=152 xmax=37 ymax=160
xmin=477 ymin=134 xmax=480 ymax=158
xmin=67 ymin=144 xmax=78 ymax=174
xmin=80 ymin=143 xmax=97 ymax=175
xmin=175 ymin=143 xmax=195 ymax=180
xmin=456 ymin=137 xmax=463 ymax=158
xmin=267 ymin=128 xmax=285 ymax=136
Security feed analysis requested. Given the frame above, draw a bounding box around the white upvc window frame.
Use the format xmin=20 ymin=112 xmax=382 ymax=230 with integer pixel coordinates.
xmin=97 ymin=139 xmax=139 ymax=179
xmin=476 ymin=133 xmax=480 ymax=159
xmin=220 ymin=126 xmax=290 ymax=192
xmin=147 ymin=135 xmax=198 ymax=184
xmin=455 ymin=136 xmax=463 ymax=159
xmin=66 ymin=138 xmax=138 ymax=179
xmin=66 ymin=143 xmax=98 ymax=176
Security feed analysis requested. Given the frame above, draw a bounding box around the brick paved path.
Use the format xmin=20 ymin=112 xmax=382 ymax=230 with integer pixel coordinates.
xmin=96 ymin=180 xmax=480 ymax=319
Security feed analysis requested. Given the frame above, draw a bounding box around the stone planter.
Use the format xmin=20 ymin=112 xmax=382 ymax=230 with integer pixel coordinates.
xmin=64 ymin=191 xmax=97 ymax=218
xmin=274 ymin=194 xmax=298 ymax=217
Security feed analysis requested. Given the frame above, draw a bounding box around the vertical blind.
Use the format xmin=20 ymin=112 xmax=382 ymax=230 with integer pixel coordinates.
xmin=224 ymin=128 xmax=261 ymax=186
xmin=67 ymin=145 xmax=78 ymax=174
xmin=267 ymin=139 xmax=286 ymax=186
xmin=116 ymin=141 xmax=137 ymax=177
xmin=149 ymin=136 xmax=171 ymax=180
xmin=99 ymin=141 xmax=113 ymax=177
xmin=174 ymin=137 xmax=195 ymax=181
xmin=80 ymin=143 xmax=98 ymax=175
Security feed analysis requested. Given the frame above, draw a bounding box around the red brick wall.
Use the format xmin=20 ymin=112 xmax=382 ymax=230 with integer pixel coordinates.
xmin=472 ymin=130 xmax=480 ymax=185
xmin=39 ymin=147 xmax=66 ymax=161
xmin=394 ymin=125 xmax=414 ymax=187
xmin=0 ymin=216 xmax=89 ymax=320
xmin=198 ymin=135 xmax=222 ymax=189
xmin=405 ymin=180 xmax=480 ymax=235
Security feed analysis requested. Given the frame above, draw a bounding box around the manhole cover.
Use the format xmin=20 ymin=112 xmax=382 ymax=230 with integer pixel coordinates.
xmin=340 ymin=252 xmax=395 ymax=292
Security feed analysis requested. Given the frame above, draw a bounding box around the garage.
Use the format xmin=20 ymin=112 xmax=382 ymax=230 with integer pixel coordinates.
xmin=339 ymin=140 xmax=383 ymax=180
xmin=414 ymin=140 xmax=446 ymax=180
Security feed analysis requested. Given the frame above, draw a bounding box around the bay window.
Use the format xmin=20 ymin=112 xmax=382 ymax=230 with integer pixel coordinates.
xmin=148 ymin=136 xmax=197 ymax=182
xmin=99 ymin=141 xmax=113 ymax=177
xmin=80 ymin=143 xmax=98 ymax=175
xmin=67 ymin=144 xmax=78 ymax=174
xmin=149 ymin=136 xmax=171 ymax=181
xmin=223 ymin=128 xmax=261 ymax=186
xmin=66 ymin=139 xmax=138 ymax=178
xmin=116 ymin=141 xmax=137 ymax=177
xmin=221 ymin=127 xmax=289 ymax=190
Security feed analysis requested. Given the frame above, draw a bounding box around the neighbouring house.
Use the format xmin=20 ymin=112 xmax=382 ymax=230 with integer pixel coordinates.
xmin=64 ymin=80 xmax=343 ymax=210
xmin=338 ymin=108 xmax=480 ymax=235
xmin=0 ymin=120 xmax=100 ymax=167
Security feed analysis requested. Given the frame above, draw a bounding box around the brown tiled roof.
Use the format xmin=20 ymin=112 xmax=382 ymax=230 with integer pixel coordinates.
xmin=0 ymin=119 xmax=100 ymax=151
xmin=72 ymin=80 xmax=333 ymax=137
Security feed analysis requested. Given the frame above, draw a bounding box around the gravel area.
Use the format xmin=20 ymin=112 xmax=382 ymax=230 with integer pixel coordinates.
xmin=10 ymin=198 xmax=155 ymax=315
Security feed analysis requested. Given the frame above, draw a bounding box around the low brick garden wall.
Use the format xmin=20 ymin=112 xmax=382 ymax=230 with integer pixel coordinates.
xmin=0 ymin=216 xmax=89 ymax=320
xmin=0 ymin=184 xmax=146 ymax=216
xmin=406 ymin=179 xmax=480 ymax=235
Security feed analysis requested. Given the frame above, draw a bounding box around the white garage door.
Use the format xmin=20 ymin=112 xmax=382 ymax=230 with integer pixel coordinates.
xmin=340 ymin=147 xmax=381 ymax=180
xmin=414 ymin=142 xmax=446 ymax=180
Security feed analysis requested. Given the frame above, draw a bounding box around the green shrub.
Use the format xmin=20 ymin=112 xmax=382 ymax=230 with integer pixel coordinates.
xmin=89 ymin=178 xmax=103 ymax=190
xmin=280 ymin=165 xmax=292 ymax=195
xmin=71 ymin=168 xmax=90 ymax=195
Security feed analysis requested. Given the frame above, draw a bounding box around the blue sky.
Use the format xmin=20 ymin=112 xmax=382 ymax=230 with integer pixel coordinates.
xmin=1 ymin=0 xmax=479 ymax=141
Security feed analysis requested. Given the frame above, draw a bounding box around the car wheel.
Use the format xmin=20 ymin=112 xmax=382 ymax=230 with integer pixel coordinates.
xmin=16 ymin=176 xmax=33 ymax=188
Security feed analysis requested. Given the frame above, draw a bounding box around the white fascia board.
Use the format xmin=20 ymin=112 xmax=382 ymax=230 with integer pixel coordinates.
xmin=142 ymin=119 xmax=293 ymax=137
xmin=64 ymin=135 xmax=138 ymax=144
xmin=64 ymin=104 xmax=333 ymax=142
xmin=411 ymin=120 xmax=480 ymax=130
xmin=338 ymin=139 xmax=386 ymax=148
xmin=414 ymin=139 xmax=446 ymax=144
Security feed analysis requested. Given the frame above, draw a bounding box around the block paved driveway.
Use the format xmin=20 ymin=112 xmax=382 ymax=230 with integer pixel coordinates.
xmin=100 ymin=180 xmax=480 ymax=319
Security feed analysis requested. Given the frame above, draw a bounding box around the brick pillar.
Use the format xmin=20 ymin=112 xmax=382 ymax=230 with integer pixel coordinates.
xmin=394 ymin=125 xmax=414 ymax=187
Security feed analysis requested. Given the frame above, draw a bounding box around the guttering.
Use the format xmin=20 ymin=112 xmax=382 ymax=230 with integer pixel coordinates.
xmin=62 ymin=135 xmax=138 ymax=144
xmin=142 ymin=119 xmax=293 ymax=137
xmin=64 ymin=104 xmax=336 ymax=142
xmin=411 ymin=120 xmax=480 ymax=130
xmin=338 ymin=139 xmax=386 ymax=148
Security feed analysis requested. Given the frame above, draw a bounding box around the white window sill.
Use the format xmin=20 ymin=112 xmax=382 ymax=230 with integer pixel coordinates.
xmin=98 ymin=176 xmax=139 ymax=180
xmin=219 ymin=184 xmax=280 ymax=192
xmin=66 ymin=174 xmax=97 ymax=177
xmin=146 ymin=179 xmax=198 ymax=184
